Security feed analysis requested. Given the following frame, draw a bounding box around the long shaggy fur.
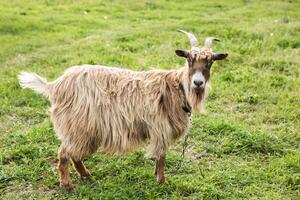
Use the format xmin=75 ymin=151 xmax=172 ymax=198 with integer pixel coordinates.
xmin=19 ymin=65 xmax=207 ymax=160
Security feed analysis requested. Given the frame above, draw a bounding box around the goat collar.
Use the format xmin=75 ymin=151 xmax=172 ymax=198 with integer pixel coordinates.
xmin=179 ymin=82 xmax=191 ymax=115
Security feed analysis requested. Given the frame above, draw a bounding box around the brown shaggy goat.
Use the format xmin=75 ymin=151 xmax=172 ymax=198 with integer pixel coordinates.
xmin=18 ymin=30 xmax=228 ymax=191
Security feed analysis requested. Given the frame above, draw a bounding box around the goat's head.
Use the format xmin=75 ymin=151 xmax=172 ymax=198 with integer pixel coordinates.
xmin=176 ymin=30 xmax=228 ymax=112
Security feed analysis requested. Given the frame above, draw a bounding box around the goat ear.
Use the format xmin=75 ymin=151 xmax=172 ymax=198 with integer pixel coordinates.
xmin=212 ymin=53 xmax=228 ymax=61
xmin=175 ymin=50 xmax=189 ymax=58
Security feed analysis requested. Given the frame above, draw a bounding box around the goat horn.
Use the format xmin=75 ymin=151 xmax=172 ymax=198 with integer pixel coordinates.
xmin=204 ymin=37 xmax=220 ymax=48
xmin=177 ymin=29 xmax=199 ymax=48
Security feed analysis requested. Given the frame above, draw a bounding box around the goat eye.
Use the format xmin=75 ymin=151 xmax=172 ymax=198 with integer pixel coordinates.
xmin=187 ymin=58 xmax=193 ymax=67
xmin=206 ymin=61 xmax=213 ymax=68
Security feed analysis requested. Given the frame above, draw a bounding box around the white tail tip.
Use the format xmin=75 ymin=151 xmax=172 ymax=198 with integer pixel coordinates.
xmin=18 ymin=72 xmax=49 ymax=96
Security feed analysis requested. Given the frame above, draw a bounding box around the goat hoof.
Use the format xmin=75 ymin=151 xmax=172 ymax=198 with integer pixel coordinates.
xmin=157 ymin=178 xmax=170 ymax=186
xmin=60 ymin=182 xmax=74 ymax=192
xmin=80 ymin=175 xmax=92 ymax=182
xmin=162 ymin=180 xmax=170 ymax=186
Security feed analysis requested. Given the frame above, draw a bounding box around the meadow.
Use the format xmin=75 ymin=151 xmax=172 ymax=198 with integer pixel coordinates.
xmin=0 ymin=0 xmax=299 ymax=199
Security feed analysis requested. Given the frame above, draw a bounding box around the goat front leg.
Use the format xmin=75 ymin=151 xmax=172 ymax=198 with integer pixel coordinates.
xmin=155 ymin=153 xmax=169 ymax=185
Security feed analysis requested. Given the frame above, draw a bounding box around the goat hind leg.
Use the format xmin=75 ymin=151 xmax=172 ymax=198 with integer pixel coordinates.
xmin=72 ymin=159 xmax=91 ymax=181
xmin=57 ymin=145 xmax=73 ymax=191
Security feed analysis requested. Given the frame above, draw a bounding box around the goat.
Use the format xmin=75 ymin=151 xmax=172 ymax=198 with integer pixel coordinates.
xmin=18 ymin=30 xmax=228 ymax=190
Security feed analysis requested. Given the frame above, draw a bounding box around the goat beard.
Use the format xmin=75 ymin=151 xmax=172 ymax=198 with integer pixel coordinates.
xmin=188 ymin=87 xmax=206 ymax=113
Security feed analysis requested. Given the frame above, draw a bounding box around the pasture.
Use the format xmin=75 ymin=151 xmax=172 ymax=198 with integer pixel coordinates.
xmin=0 ymin=0 xmax=299 ymax=199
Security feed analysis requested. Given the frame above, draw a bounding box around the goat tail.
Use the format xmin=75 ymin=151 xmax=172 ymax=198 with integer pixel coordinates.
xmin=18 ymin=72 xmax=49 ymax=97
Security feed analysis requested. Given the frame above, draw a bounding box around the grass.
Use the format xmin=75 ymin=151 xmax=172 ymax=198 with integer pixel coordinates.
xmin=0 ymin=0 xmax=299 ymax=199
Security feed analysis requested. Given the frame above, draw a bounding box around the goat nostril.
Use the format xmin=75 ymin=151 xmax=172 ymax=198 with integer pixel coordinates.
xmin=194 ymin=80 xmax=203 ymax=87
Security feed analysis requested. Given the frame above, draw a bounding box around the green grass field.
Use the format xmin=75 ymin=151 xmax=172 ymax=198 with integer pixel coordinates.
xmin=0 ymin=0 xmax=299 ymax=199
